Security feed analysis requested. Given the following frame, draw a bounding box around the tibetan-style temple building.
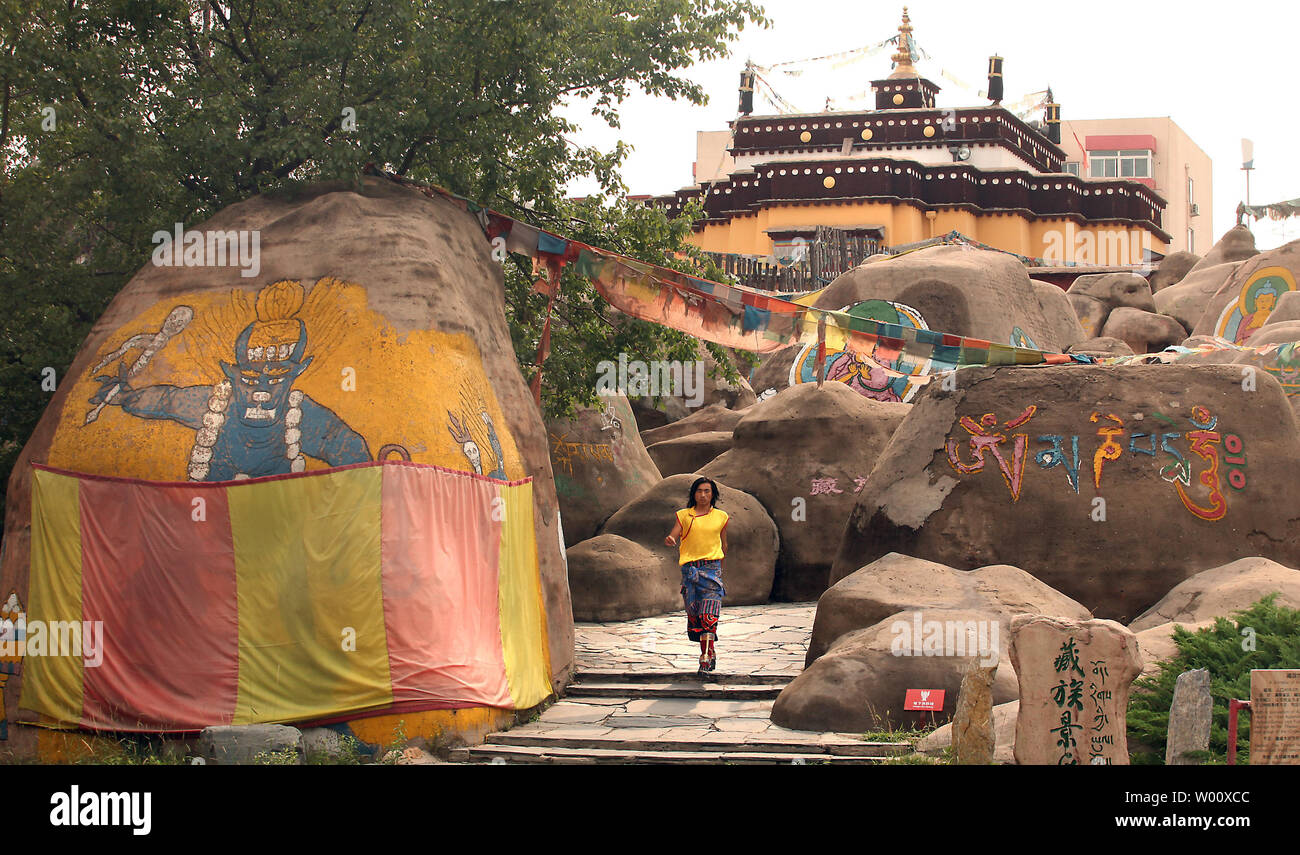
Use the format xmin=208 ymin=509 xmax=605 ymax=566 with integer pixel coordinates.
xmin=652 ymin=9 xmax=1170 ymax=277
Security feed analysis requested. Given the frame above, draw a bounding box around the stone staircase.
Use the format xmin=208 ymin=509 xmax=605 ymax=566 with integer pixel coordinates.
xmin=451 ymin=670 xmax=909 ymax=765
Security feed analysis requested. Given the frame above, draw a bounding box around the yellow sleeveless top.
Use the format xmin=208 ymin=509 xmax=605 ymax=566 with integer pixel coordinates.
xmin=676 ymin=507 xmax=728 ymax=565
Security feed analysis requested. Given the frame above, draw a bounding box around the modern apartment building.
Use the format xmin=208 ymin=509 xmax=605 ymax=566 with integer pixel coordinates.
xmin=1057 ymin=117 xmax=1211 ymax=254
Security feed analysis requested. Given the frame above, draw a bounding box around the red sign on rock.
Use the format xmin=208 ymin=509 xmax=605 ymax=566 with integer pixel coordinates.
xmin=905 ymin=689 xmax=946 ymax=711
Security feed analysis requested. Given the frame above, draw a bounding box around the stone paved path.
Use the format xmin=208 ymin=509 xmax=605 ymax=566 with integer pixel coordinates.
xmin=574 ymin=602 xmax=816 ymax=677
xmin=452 ymin=603 xmax=911 ymax=763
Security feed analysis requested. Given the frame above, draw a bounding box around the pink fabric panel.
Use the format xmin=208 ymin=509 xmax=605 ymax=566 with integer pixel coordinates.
xmin=380 ymin=465 xmax=511 ymax=707
xmin=77 ymin=479 xmax=238 ymax=730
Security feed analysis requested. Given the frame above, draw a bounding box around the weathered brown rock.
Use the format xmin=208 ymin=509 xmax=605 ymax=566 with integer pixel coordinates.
xmin=1067 ymin=272 xmax=1157 ymax=314
xmin=1067 ymin=295 xmax=1110 ymax=340
xmin=1100 ymin=307 xmax=1188 ymax=355
xmin=1155 ymin=261 xmax=1247 ymax=333
xmin=832 ymin=364 xmax=1300 ymax=622
xmin=1166 ymin=668 xmax=1212 ymax=765
xmin=917 ymin=699 xmax=1018 ymax=763
xmin=565 ymin=534 xmax=677 ymax=622
xmin=599 ymin=473 xmax=777 ymax=606
xmin=639 ymin=403 xmax=747 ymax=445
xmin=1009 ymin=615 xmax=1143 ymax=765
xmin=1188 ymin=224 xmax=1258 ymax=272
xmin=1129 ymin=557 xmax=1300 ymax=632
xmin=952 ymin=663 xmax=998 ymax=764
xmin=1150 ymin=251 xmax=1201 ymax=293
xmin=1133 ymin=620 xmax=1215 ymax=677
xmin=771 ymin=608 xmax=1017 ymax=732
xmin=701 ymin=383 xmax=910 ymax=601
xmin=1066 ymin=336 xmax=1135 ymax=357
xmin=813 ymin=552 xmax=1090 ymax=663
xmin=0 ymin=178 xmax=575 ymax=746
xmin=548 ymin=394 xmax=661 ymax=546
xmin=645 ymin=431 xmax=733 ymax=478
xmin=1031 ymin=280 xmax=1086 ymax=351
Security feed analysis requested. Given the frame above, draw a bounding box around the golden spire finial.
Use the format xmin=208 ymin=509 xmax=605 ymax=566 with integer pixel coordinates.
xmin=889 ymin=7 xmax=919 ymax=78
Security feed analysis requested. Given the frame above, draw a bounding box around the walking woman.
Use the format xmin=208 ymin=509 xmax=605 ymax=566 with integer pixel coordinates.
xmin=664 ymin=477 xmax=728 ymax=673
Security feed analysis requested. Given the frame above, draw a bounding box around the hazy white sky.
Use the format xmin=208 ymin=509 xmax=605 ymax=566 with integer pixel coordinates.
xmin=564 ymin=0 xmax=1300 ymax=250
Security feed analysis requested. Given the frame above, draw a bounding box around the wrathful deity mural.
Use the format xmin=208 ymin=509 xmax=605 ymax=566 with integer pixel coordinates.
xmin=788 ymin=299 xmax=932 ymax=403
xmin=48 ymin=278 xmax=525 ymax=483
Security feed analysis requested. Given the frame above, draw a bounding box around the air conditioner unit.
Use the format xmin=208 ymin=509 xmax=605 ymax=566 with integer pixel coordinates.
xmin=1190 ymin=203 xmax=1200 ymax=216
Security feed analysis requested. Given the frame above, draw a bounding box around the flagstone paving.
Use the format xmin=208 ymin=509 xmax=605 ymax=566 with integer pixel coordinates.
xmin=573 ymin=602 xmax=817 ymax=676
xmin=451 ymin=603 xmax=914 ymax=763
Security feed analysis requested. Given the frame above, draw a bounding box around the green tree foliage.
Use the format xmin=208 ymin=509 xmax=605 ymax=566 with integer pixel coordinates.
xmin=0 ymin=0 xmax=766 ymax=529
xmin=1127 ymin=594 xmax=1300 ymax=764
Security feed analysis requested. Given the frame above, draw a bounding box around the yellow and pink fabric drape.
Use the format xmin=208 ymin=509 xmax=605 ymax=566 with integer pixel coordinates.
xmin=22 ymin=462 xmax=550 ymax=732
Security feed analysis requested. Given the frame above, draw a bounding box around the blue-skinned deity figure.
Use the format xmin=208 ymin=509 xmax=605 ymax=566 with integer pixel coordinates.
xmin=87 ymin=281 xmax=370 ymax=481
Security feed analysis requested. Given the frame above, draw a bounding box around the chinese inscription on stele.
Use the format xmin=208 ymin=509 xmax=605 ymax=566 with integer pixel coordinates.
xmin=1009 ymin=615 xmax=1143 ymax=765
xmin=1249 ymin=669 xmax=1300 ymax=765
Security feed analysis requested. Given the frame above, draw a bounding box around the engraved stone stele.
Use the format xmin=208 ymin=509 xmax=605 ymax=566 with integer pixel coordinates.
xmin=1165 ymin=668 xmax=1212 ymax=765
xmin=1249 ymin=669 xmax=1300 ymax=765
xmin=1009 ymin=614 xmax=1143 ymax=765
xmin=952 ymin=662 xmax=998 ymax=764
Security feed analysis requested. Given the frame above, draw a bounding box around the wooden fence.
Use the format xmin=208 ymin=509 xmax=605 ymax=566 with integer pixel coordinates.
xmin=703 ymin=226 xmax=881 ymax=293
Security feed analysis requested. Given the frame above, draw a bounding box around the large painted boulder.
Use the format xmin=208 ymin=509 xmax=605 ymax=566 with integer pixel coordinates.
xmin=1191 ymin=239 xmax=1300 ymax=345
xmin=0 ymin=177 xmax=573 ymax=753
xmin=547 ymin=393 xmax=660 ymax=547
xmin=701 ymin=383 xmax=910 ymax=601
xmin=598 ymin=473 xmax=778 ymax=607
xmin=831 ymin=363 xmax=1300 ymax=623
xmin=1155 ymin=226 xmax=1257 ymax=332
xmin=750 ymin=245 xmax=1068 ymax=401
xmin=811 ymin=552 xmax=1090 ymax=663
xmin=770 ymin=608 xmax=1018 ymax=732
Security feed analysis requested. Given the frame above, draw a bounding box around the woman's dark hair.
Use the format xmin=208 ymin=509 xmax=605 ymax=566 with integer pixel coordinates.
xmin=686 ymin=477 xmax=721 ymax=508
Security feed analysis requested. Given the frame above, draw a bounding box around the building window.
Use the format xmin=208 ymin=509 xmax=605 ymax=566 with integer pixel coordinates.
xmin=1187 ymin=175 xmax=1194 ymax=205
xmin=1188 ymin=228 xmax=1195 ymax=254
xmin=1088 ymin=149 xmax=1151 ymax=179
xmin=1063 ymin=162 xmax=1080 ymax=176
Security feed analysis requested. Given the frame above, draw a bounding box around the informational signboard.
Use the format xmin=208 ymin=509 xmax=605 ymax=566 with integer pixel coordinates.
xmin=1250 ymin=669 xmax=1300 ymax=765
xmin=904 ymin=689 xmax=945 ymax=711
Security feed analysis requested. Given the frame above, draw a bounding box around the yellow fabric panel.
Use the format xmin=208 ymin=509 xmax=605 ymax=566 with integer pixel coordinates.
xmin=792 ymin=287 xmax=827 ymax=307
xmin=496 ymin=482 xmax=551 ymax=709
xmin=228 ymin=467 xmax=392 ymax=723
xmin=675 ymin=507 xmax=729 ymax=564
xmin=20 ymin=469 xmax=85 ymax=723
